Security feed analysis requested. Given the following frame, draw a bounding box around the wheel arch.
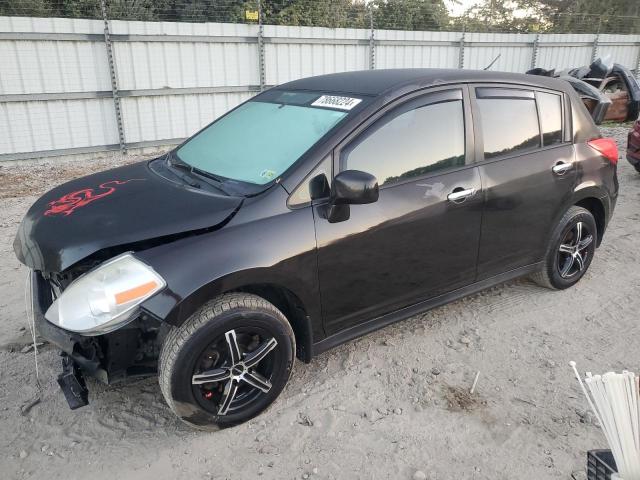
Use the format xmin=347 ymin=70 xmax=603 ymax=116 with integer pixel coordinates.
xmin=231 ymin=283 xmax=314 ymax=363
xmin=569 ymin=182 xmax=610 ymax=246
xmin=155 ymin=270 xmax=319 ymax=364
xmin=547 ymin=187 xmax=609 ymax=251
xmin=573 ymin=196 xmax=606 ymax=247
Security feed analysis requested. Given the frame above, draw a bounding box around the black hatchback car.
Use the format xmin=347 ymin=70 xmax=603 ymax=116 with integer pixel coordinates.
xmin=15 ymin=69 xmax=618 ymax=429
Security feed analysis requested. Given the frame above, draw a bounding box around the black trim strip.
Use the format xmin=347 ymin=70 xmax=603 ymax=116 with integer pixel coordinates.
xmin=476 ymin=87 xmax=535 ymax=99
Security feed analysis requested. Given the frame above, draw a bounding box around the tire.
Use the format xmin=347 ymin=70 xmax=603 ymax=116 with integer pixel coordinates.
xmin=158 ymin=293 xmax=295 ymax=430
xmin=531 ymin=206 xmax=598 ymax=290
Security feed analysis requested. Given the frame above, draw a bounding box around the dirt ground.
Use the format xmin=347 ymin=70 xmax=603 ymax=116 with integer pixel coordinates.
xmin=0 ymin=126 xmax=638 ymax=480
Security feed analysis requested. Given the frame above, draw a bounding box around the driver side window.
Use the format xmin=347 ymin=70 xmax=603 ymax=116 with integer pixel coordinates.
xmin=341 ymin=98 xmax=466 ymax=186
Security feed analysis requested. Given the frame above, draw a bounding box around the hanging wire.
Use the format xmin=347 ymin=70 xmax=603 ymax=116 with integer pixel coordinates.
xmin=24 ymin=271 xmax=42 ymax=392
xmin=20 ymin=271 xmax=43 ymax=416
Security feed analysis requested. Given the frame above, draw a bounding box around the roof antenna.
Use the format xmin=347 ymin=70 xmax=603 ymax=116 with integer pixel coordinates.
xmin=484 ymin=54 xmax=501 ymax=71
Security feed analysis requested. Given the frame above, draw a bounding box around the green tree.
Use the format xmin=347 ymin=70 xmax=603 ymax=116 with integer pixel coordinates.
xmin=532 ymin=0 xmax=640 ymax=33
xmin=372 ymin=0 xmax=449 ymax=30
xmin=456 ymin=0 xmax=640 ymax=33
xmin=453 ymin=0 xmax=543 ymax=32
xmin=261 ymin=0 xmax=368 ymax=29
xmin=0 ymin=0 xmax=58 ymax=17
xmin=159 ymin=0 xmax=248 ymax=23
xmin=105 ymin=0 xmax=169 ymax=21
xmin=58 ymin=0 xmax=101 ymax=18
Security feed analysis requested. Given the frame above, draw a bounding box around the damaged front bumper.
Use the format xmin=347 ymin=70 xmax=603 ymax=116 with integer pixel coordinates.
xmin=57 ymin=353 xmax=89 ymax=409
xmin=30 ymin=271 xmax=164 ymax=408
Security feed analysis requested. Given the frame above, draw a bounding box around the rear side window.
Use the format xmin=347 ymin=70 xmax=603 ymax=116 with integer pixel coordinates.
xmin=476 ymin=89 xmax=541 ymax=159
xmin=342 ymin=99 xmax=465 ymax=186
xmin=537 ymin=92 xmax=563 ymax=146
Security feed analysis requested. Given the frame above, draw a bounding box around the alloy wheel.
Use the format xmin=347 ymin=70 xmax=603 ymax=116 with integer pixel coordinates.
xmin=192 ymin=329 xmax=278 ymax=415
xmin=556 ymin=221 xmax=593 ymax=279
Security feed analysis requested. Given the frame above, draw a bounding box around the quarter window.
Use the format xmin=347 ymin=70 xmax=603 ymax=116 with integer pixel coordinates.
xmin=341 ymin=99 xmax=465 ymax=186
xmin=288 ymin=155 xmax=331 ymax=206
xmin=537 ymin=92 xmax=563 ymax=146
xmin=477 ymin=93 xmax=541 ymax=159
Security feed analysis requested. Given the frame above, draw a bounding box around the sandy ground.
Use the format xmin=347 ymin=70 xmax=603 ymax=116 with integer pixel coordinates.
xmin=0 ymin=126 xmax=638 ymax=480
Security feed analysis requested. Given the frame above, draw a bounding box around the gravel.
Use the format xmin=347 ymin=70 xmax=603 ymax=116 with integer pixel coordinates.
xmin=0 ymin=125 xmax=637 ymax=479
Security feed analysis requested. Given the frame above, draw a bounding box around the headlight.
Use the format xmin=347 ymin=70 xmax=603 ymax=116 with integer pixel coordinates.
xmin=45 ymin=253 xmax=166 ymax=335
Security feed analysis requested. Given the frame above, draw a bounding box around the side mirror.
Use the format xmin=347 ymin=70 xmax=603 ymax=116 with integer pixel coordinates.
xmin=309 ymin=173 xmax=330 ymax=200
xmin=326 ymin=170 xmax=378 ymax=223
xmin=331 ymin=170 xmax=379 ymax=205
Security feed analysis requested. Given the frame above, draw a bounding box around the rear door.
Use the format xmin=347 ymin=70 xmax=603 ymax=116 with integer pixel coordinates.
xmin=313 ymin=87 xmax=483 ymax=335
xmin=472 ymin=85 xmax=577 ymax=280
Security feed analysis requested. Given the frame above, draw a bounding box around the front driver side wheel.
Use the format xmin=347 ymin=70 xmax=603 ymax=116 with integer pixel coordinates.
xmin=531 ymin=206 xmax=597 ymax=290
xmin=158 ymin=293 xmax=295 ymax=430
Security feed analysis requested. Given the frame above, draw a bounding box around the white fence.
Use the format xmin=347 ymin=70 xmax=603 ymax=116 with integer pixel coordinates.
xmin=1 ymin=16 xmax=640 ymax=161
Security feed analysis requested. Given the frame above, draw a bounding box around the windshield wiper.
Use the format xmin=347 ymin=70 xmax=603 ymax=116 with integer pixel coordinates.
xmin=167 ymin=153 xmax=231 ymax=195
xmin=167 ymin=152 xmax=192 ymax=172
xmin=190 ymin=166 xmax=225 ymax=184
xmin=164 ymin=154 xmax=201 ymax=188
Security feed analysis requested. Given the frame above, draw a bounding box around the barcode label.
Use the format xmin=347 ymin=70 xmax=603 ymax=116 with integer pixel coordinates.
xmin=311 ymin=95 xmax=362 ymax=111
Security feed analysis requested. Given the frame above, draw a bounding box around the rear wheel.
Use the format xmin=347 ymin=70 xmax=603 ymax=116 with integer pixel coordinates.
xmin=159 ymin=293 xmax=295 ymax=430
xmin=531 ymin=206 xmax=597 ymax=290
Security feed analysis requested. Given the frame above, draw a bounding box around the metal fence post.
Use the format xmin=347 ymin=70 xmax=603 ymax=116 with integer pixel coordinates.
xmin=458 ymin=31 xmax=465 ymax=69
xmin=100 ymin=0 xmax=126 ymax=154
xmin=635 ymin=44 xmax=640 ymax=81
xmin=368 ymin=6 xmax=375 ymax=70
xmin=530 ymin=33 xmax=540 ymax=70
xmin=257 ymin=0 xmax=266 ymax=91
xmin=591 ymin=33 xmax=600 ymax=63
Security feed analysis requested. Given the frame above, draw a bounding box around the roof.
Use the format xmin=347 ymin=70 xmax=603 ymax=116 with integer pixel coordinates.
xmin=279 ymin=68 xmax=570 ymax=96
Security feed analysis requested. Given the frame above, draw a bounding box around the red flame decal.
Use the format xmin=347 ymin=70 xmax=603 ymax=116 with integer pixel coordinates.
xmin=44 ymin=179 xmax=144 ymax=217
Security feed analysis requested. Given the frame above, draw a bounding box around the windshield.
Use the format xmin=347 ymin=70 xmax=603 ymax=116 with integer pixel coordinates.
xmin=176 ymin=90 xmax=360 ymax=185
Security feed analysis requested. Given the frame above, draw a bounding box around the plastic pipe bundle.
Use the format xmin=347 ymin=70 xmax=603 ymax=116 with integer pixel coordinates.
xmin=571 ymin=361 xmax=640 ymax=480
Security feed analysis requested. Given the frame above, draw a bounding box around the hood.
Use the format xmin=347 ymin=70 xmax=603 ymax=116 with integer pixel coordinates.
xmin=14 ymin=160 xmax=243 ymax=273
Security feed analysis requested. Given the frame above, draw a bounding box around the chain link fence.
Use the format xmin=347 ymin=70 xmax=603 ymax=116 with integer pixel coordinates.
xmin=1 ymin=0 xmax=639 ymax=34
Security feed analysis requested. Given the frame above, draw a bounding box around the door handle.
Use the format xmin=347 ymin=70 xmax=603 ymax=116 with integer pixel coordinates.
xmin=447 ymin=188 xmax=476 ymax=203
xmin=552 ymin=162 xmax=572 ymax=175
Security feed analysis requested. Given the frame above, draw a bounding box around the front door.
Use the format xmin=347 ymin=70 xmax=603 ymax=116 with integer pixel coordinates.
xmin=314 ymin=87 xmax=484 ymax=336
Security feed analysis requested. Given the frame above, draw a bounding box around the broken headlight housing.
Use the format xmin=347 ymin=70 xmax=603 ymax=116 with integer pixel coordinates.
xmin=45 ymin=253 xmax=166 ymax=336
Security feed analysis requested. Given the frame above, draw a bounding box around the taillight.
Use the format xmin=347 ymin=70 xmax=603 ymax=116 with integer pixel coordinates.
xmin=588 ymin=137 xmax=618 ymax=165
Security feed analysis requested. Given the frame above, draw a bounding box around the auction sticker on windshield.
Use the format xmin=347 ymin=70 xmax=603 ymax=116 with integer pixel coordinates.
xmin=311 ymin=95 xmax=362 ymax=110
